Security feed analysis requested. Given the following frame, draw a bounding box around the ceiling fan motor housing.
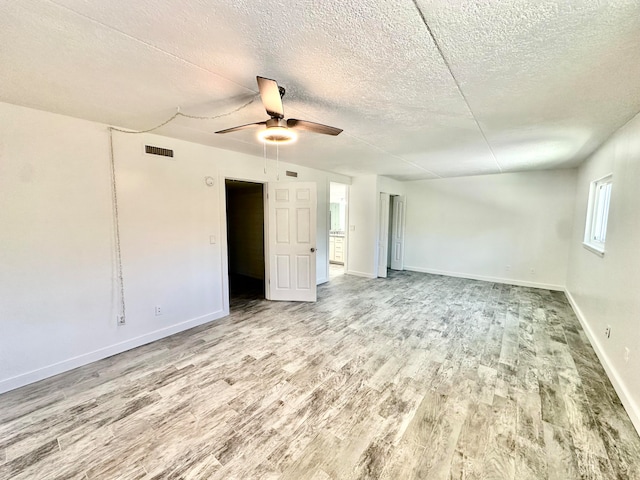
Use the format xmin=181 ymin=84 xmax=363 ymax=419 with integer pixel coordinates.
xmin=215 ymin=76 xmax=341 ymax=141
xmin=266 ymin=118 xmax=287 ymax=128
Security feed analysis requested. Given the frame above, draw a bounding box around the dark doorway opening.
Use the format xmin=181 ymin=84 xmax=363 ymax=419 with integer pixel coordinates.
xmin=225 ymin=180 xmax=265 ymax=305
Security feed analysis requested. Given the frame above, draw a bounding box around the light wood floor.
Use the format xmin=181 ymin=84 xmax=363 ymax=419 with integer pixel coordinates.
xmin=1 ymin=271 xmax=639 ymax=479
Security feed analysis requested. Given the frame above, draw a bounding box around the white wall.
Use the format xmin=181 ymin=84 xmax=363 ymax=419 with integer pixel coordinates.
xmin=345 ymin=175 xmax=378 ymax=278
xmin=0 ymin=101 xmax=349 ymax=393
xmin=403 ymin=170 xmax=577 ymax=290
xmin=0 ymin=103 xmax=117 ymax=391
xmin=566 ymin=113 xmax=640 ymax=431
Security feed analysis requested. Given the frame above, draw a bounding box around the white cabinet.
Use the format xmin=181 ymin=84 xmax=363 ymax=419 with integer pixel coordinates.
xmin=329 ymin=235 xmax=344 ymax=264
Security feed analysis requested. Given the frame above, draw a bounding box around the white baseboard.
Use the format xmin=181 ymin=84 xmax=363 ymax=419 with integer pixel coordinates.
xmin=345 ymin=270 xmax=377 ymax=279
xmin=564 ymin=289 xmax=640 ymax=434
xmin=404 ymin=266 xmax=564 ymax=291
xmin=0 ymin=310 xmax=227 ymax=395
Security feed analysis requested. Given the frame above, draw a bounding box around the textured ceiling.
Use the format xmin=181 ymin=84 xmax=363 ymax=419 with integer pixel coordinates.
xmin=2 ymin=0 xmax=640 ymax=179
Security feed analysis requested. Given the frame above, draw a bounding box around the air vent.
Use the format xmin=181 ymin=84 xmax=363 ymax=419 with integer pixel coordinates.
xmin=286 ymin=170 xmax=298 ymax=178
xmin=145 ymin=145 xmax=174 ymax=158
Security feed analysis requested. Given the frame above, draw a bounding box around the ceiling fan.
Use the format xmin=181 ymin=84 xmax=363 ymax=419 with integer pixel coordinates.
xmin=215 ymin=76 xmax=343 ymax=144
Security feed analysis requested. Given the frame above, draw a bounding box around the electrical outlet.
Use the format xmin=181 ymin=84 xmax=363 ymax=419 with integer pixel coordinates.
xmin=605 ymin=325 xmax=611 ymax=338
xmin=117 ymin=315 xmax=125 ymax=326
xmin=505 ymin=265 xmax=511 ymax=272
xmin=530 ymin=268 xmax=536 ymax=275
xmin=624 ymin=347 xmax=630 ymax=363
xmin=155 ymin=305 xmax=162 ymax=316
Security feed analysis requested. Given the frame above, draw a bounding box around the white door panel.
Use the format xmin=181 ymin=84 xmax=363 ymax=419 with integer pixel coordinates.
xmin=390 ymin=195 xmax=405 ymax=271
xmin=267 ymin=182 xmax=317 ymax=302
xmin=378 ymin=193 xmax=390 ymax=278
xmin=297 ymin=255 xmax=311 ymax=289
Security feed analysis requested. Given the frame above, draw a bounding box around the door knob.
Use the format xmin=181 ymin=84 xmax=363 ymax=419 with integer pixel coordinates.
xmin=310 ymin=248 xmax=316 ymax=252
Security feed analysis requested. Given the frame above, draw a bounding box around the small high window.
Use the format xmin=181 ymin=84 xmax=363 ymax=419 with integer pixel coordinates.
xmin=583 ymin=174 xmax=612 ymax=256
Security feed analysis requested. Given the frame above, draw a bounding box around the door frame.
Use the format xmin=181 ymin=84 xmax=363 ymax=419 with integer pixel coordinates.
xmin=327 ymin=181 xmax=350 ymax=278
xmin=377 ymin=192 xmax=391 ymax=278
xmin=219 ymin=174 xmax=270 ymax=314
xmin=390 ymin=195 xmax=406 ymax=271
xmin=376 ymin=192 xmax=406 ymax=278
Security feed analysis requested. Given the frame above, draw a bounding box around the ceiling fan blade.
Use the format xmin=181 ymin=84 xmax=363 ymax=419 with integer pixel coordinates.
xmin=257 ymin=76 xmax=284 ymax=119
xmin=287 ymin=119 xmax=343 ymax=136
xmin=215 ymin=121 xmax=266 ymax=134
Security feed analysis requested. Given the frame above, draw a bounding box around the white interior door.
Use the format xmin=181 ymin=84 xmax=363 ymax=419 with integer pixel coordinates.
xmin=378 ymin=193 xmax=390 ymax=278
xmin=267 ymin=182 xmax=317 ymax=302
xmin=390 ymin=195 xmax=405 ymax=271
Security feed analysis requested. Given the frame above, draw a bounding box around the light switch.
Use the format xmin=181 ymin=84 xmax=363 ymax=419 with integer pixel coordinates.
xmin=349 ymin=225 xmax=356 ymax=231
xmin=209 ymin=235 xmax=216 ymax=244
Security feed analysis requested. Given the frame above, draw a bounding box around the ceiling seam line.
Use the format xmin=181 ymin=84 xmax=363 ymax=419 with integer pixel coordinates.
xmin=45 ymin=0 xmax=256 ymax=95
xmin=410 ymin=0 xmax=503 ymax=173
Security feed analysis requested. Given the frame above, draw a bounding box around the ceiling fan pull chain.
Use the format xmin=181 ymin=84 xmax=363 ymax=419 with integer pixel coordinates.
xmin=264 ymin=141 xmax=267 ymax=174
xmin=276 ymin=144 xmax=280 ymax=180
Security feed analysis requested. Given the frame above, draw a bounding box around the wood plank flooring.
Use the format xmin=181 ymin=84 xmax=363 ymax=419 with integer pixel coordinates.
xmin=1 ymin=271 xmax=639 ymax=479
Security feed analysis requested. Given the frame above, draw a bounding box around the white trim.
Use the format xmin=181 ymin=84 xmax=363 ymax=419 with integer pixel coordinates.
xmin=589 ymin=172 xmax=615 ymax=184
xmin=219 ymin=174 xmax=270 ymax=303
xmin=317 ymin=276 xmax=329 ymax=285
xmin=390 ymin=194 xmax=406 ymax=272
xmin=263 ymin=182 xmax=271 ymax=300
xmin=564 ymin=289 xmax=640 ymax=435
xmin=328 ymin=181 xmax=350 ymax=282
xmin=582 ymin=242 xmax=605 ymax=257
xmin=219 ymin=175 xmax=231 ymax=314
xmin=343 ymin=185 xmax=350 ymax=279
xmin=583 ymin=173 xmax=612 ymax=253
xmin=0 ymin=310 xmax=226 ymax=394
xmin=377 ymin=192 xmax=391 ymax=278
xmin=326 ymin=178 xmax=332 ymax=285
xmin=404 ymin=266 xmax=564 ymax=291
xmin=345 ymin=269 xmax=377 ymax=279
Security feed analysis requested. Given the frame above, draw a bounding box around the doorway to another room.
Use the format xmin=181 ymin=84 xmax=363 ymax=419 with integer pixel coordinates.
xmin=329 ymin=182 xmax=348 ymax=279
xmin=225 ymin=179 xmax=265 ymax=305
xmin=378 ymin=193 xmax=405 ymax=278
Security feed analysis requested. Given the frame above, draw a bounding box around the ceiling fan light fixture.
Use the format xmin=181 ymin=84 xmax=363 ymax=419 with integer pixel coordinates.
xmin=217 ymin=76 xmax=341 ymax=142
xmin=258 ymin=126 xmax=297 ymax=144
